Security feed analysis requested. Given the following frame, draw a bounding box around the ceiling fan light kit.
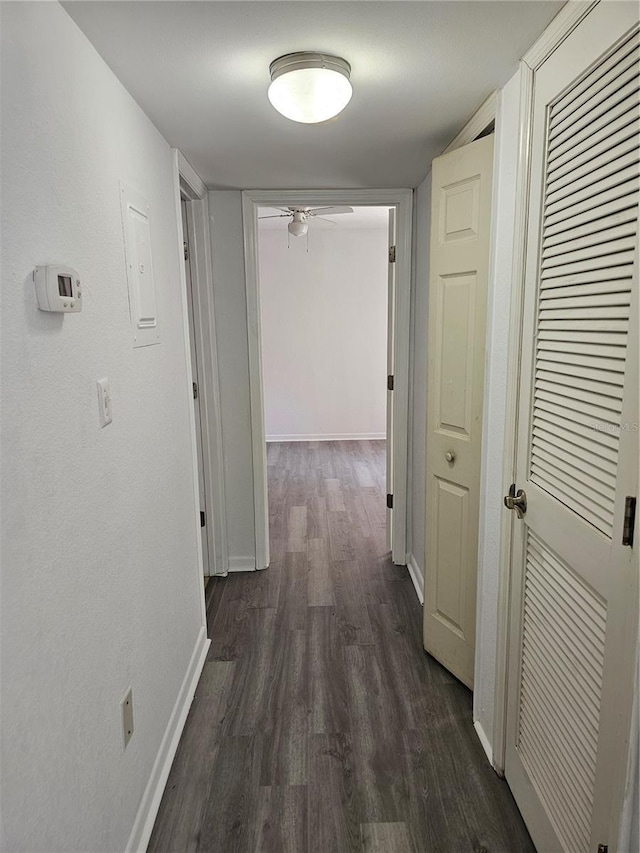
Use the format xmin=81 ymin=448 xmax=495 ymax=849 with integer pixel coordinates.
xmin=288 ymin=211 xmax=308 ymax=236
xmin=268 ymin=52 xmax=352 ymax=123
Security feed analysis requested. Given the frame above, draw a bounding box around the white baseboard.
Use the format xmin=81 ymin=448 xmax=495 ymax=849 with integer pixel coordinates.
xmin=473 ymin=720 xmax=494 ymax=766
xmin=266 ymin=433 xmax=386 ymax=442
xmin=228 ymin=555 xmax=256 ymax=572
xmin=406 ymin=553 xmax=424 ymax=605
xmin=125 ymin=626 xmax=210 ymax=853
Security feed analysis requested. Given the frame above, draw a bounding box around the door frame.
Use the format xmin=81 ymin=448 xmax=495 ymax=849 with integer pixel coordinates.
xmin=174 ymin=149 xmax=229 ymax=577
xmin=242 ymin=188 xmax=413 ymax=569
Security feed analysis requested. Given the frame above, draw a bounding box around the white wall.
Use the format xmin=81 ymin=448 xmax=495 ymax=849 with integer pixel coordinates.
xmin=258 ymin=226 xmax=388 ymax=442
xmin=208 ymin=191 xmax=256 ymax=566
xmin=1 ymin=4 xmax=204 ymax=850
xmin=473 ymin=70 xmax=521 ymax=758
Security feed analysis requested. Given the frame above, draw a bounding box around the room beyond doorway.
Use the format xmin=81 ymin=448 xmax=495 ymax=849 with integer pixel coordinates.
xmin=258 ymin=205 xmax=389 ymax=443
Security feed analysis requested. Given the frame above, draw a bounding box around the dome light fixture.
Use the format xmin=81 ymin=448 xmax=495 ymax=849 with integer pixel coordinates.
xmin=268 ymin=52 xmax=352 ymax=124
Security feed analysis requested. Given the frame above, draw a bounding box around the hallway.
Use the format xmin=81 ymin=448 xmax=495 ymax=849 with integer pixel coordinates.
xmin=149 ymin=441 xmax=534 ymax=852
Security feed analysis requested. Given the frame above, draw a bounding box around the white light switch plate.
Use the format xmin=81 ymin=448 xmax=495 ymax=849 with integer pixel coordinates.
xmin=96 ymin=378 xmax=112 ymax=427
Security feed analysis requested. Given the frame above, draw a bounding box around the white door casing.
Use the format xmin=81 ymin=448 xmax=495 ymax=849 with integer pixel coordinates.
xmin=387 ymin=208 xmax=397 ymax=551
xmin=182 ymin=200 xmax=210 ymax=576
xmin=423 ymin=135 xmax=495 ymax=689
xmin=175 ymin=150 xmax=228 ymax=579
xmin=504 ymin=6 xmax=639 ymax=852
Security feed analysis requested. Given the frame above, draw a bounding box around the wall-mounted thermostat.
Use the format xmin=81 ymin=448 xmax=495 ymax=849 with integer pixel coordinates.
xmin=34 ymin=265 xmax=82 ymax=312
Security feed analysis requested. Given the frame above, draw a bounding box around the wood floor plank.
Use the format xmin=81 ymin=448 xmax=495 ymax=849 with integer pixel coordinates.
xmin=150 ymin=440 xmax=534 ymax=853
xmin=276 ymin=552 xmax=308 ymax=631
xmin=307 ymin=733 xmax=362 ymax=853
xmin=327 ymin=510 xmax=357 ymax=562
xmin=258 ymin=628 xmax=307 ymax=786
xmin=147 ymin=662 xmax=234 ymax=853
xmin=196 ymin=735 xmax=261 ymax=853
xmin=306 ymin=495 xmax=328 ymax=540
xmin=360 ymin=822 xmax=414 ymax=853
xmin=307 ymin=537 xmax=335 ymax=607
xmin=253 ymin=785 xmax=307 ymax=853
xmin=325 ymin=478 xmax=347 ymax=512
xmin=308 ymin=606 xmax=351 ymax=735
xmin=286 ymin=505 xmax=307 ymax=553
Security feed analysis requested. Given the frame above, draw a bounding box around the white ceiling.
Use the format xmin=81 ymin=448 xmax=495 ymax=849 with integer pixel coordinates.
xmin=64 ymin=1 xmax=563 ymax=190
xmin=258 ymin=205 xmax=390 ymax=230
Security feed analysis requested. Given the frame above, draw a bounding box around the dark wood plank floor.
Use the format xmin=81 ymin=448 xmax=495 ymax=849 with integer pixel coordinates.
xmin=149 ymin=440 xmax=535 ymax=853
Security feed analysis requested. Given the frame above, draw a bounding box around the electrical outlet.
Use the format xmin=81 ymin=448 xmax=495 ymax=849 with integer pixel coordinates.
xmin=121 ymin=687 xmax=134 ymax=749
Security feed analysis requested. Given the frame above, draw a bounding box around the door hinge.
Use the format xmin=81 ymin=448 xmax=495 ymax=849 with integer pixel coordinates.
xmin=387 ymin=374 xmax=394 ymax=391
xmin=387 ymin=493 xmax=393 ymax=509
xmin=388 ymin=245 xmax=396 ymax=264
xmin=193 ymin=382 xmax=198 ymax=400
xmin=183 ymin=241 xmax=189 ymax=261
xmin=200 ymin=511 xmax=206 ymax=528
xmin=622 ymin=496 xmax=636 ymax=547
xmin=597 ymin=845 xmax=608 ymax=853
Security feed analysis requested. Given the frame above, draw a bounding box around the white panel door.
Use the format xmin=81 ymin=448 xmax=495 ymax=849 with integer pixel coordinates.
xmin=386 ymin=208 xmax=396 ymax=551
xmin=423 ymin=135 xmax=494 ymax=688
xmin=504 ymin=7 xmax=639 ymax=852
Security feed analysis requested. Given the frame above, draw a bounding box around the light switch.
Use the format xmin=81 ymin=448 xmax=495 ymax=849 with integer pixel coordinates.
xmin=96 ymin=378 xmax=112 ymax=427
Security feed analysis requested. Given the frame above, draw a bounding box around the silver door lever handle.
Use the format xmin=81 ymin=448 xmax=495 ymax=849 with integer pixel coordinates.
xmin=504 ymin=484 xmax=527 ymax=519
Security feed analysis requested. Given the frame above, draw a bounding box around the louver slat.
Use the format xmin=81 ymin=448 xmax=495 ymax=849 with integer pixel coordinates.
xmin=544 ymin=201 xmax=638 ymax=242
xmin=548 ymin=91 xmax=640 ymax=166
xmin=552 ymin=31 xmax=639 ymax=119
xmin=530 ymin=42 xmax=638 ymax=537
xmin=542 ymin=234 xmax=637 ymax=268
xmin=548 ymin=111 xmax=639 ymax=178
xmin=546 ymin=135 xmax=639 ymax=199
xmin=548 ymin=69 xmax=639 ymax=148
xmin=518 ymin=534 xmax=606 ymax=853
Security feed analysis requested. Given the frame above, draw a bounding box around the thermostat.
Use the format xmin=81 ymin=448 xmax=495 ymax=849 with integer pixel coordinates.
xmin=34 ymin=265 xmax=82 ymax=312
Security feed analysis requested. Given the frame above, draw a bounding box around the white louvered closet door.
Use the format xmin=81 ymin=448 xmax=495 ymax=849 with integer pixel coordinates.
xmin=505 ymin=5 xmax=639 ymax=853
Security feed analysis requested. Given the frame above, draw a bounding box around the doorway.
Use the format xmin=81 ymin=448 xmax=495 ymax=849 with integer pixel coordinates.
xmin=257 ymin=205 xmax=392 ymax=565
xmin=242 ymin=190 xmax=413 ymax=570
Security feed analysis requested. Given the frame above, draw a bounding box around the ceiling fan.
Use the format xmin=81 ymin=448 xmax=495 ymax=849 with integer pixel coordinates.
xmin=258 ymin=205 xmax=354 ymax=236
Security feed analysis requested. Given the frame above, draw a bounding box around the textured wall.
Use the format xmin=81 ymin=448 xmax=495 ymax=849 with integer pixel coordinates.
xmin=1 ymin=4 xmax=204 ymax=850
xmin=259 ymin=226 xmax=388 ymax=441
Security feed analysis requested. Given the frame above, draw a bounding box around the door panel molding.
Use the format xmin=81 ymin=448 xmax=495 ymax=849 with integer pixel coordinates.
xmin=242 ymin=189 xmax=413 ymax=569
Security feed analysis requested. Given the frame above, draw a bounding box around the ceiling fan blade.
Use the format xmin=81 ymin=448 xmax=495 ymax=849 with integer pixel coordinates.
xmin=308 ymin=206 xmax=354 ymax=217
xmin=258 ymin=214 xmax=290 ymax=219
xmin=308 ymin=216 xmax=337 ymax=229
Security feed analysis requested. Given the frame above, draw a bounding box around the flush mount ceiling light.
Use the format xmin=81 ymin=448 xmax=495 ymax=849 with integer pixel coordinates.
xmin=268 ymin=52 xmax=353 ymax=124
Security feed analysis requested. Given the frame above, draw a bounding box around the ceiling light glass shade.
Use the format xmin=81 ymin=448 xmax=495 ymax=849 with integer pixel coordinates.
xmin=268 ymin=52 xmax=352 ymax=123
xmin=288 ymin=219 xmax=308 ymax=236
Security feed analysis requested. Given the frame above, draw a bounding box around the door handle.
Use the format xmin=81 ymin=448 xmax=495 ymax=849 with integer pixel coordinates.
xmin=504 ymin=484 xmax=527 ymax=519
xmin=445 ymin=450 xmax=456 ymax=463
